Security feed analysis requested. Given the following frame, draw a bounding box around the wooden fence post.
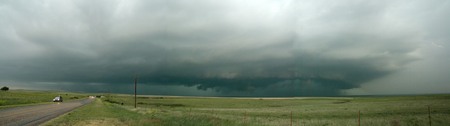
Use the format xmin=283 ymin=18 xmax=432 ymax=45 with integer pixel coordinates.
xmin=428 ymin=106 xmax=432 ymax=126
xmin=189 ymin=108 xmax=192 ymax=116
xmin=290 ymin=111 xmax=293 ymax=126
xmin=358 ymin=110 xmax=360 ymax=126
xmin=244 ymin=111 xmax=247 ymax=124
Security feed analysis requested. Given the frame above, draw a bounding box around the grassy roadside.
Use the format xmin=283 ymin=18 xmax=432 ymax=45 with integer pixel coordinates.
xmin=43 ymin=94 xmax=450 ymax=126
xmin=44 ymin=99 xmax=140 ymax=126
xmin=0 ymin=90 xmax=89 ymax=109
xmin=44 ymin=98 xmax=243 ymax=126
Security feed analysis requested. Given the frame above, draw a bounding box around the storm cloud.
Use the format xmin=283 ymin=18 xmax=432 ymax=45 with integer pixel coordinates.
xmin=1 ymin=0 xmax=449 ymax=96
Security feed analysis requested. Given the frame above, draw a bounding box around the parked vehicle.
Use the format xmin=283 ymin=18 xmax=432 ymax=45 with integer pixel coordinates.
xmin=53 ymin=96 xmax=63 ymax=102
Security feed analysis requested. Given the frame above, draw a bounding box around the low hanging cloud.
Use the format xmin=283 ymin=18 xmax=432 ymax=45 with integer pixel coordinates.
xmin=1 ymin=0 xmax=449 ymax=96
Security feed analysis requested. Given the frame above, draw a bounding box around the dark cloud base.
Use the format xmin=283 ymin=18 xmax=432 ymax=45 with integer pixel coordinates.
xmin=12 ymin=76 xmax=357 ymax=97
xmin=1 ymin=0 xmax=449 ymax=96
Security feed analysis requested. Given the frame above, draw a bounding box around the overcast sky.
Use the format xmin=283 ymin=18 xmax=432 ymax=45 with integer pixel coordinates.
xmin=1 ymin=0 xmax=449 ymax=96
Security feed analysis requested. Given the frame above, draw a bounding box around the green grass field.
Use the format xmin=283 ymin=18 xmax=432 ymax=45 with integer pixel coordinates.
xmin=42 ymin=93 xmax=450 ymax=126
xmin=2 ymin=90 xmax=449 ymax=125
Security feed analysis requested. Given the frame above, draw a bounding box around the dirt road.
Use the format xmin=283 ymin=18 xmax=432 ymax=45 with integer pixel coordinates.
xmin=0 ymin=98 xmax=94 ymax=126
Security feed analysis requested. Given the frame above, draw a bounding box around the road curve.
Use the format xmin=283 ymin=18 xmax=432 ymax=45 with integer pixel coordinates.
xmin=0 ymin=98 xmax=94 ymax=126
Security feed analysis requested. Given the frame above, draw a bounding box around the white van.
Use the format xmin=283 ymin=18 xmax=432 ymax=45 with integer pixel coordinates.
xmin=53 ymin=96 xmax=63 ymax=102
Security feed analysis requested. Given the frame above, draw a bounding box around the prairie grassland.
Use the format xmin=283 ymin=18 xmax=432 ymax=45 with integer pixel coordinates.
xmin=47 ymin=94 xmax=450 ymax=126
xmin=0 ymin=90 xmax=88 ymax=109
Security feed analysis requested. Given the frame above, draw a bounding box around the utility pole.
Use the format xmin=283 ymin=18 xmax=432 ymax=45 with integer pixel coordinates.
xmin=134 ymin=76 xmax=137 ymax=108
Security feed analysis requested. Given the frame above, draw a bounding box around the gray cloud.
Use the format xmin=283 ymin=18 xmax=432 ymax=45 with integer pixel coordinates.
xmin=1 ymin=0 xmax=449 ymax=96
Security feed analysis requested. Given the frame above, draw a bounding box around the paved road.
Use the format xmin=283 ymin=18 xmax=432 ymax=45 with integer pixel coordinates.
xmin=0 ymin=98 xmax=94 ymax=126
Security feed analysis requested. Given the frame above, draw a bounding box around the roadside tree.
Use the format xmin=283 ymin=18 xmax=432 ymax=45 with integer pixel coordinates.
xmin=1 ymin=86 xmax=9 ymax=91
